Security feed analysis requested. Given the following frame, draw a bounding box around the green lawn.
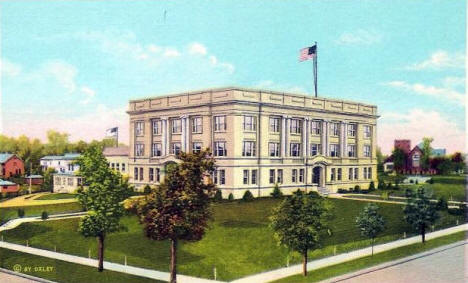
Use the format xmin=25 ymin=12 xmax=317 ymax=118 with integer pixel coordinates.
xmin=35 ymin=193 xmax=77 ymax=201
xmin=0 ymin=202 xmax=83 ymax=224
xmin=0 ymin=198 xmax=464 ymax=281
xmin=0 ymin=248 xmax=163 ymax=283
xmin=273 ymin=231 xmax=466 ymax=283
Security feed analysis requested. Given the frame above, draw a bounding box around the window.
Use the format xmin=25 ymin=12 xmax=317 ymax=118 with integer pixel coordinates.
xmin=347 ymin=145 xmax=356 ymax=157
xmin=329 ymin=144 xmax=339 ymax=157
xmin=219 ymin=169 xmax=225 ymax=185
xmin=290 ymin=119 xmax=302 ymax=134
xmin=330 ymin=122 xmax=340 ymax=136
xmin=290 ymin=143 xmax=301 ymax=157
xmin=213 ymin=169 xmax=218 ymax=184
xmin=243 ymin=116 xmax=257 ymax=131
xmin=62 ymin=177 xmax=65 ymax=185
xmin=152 ymin=120 xmax=161 ymax=135
xmin=111 ymin=163 xmax=115 ymax=169
xmin=152 ymin=143 xmax=162 ymax=157
xmin=149 ymin=168 xmax=154 ymax=182
xmin=135 ymin=143 xmax=144 ymax=157
xmin=139 ymin=168 xmax=143 ymax=181
xmin=251 ymin=170 xmax=257 ymax=185
xmin=68 ymin=178 xmax=73 ymax=186
xmin=156 ymin=168 xmax=160 ymax=182
xmin=134 ymin=167 xmax=138 ymax=180
xmin=331 ymin=168 xmax=336 ymax=181
xmin=349 ymin=168 xmax=353 ymax=180
xmin=214 ymin=116 xmax=226 ymax=131
xmin=243 ymin=170 xmax=249 ymax=184
xmin=122 ymin=163 xmax=126 ymax=172
xmin=337 ymin=168 xmax=342 ymax=181
xmin=311 ymin=121 xmax=321 ymax=135
xmin=116 ymin=163 xmax=120 ymax=171
xmin=171 ymin=143 xmax=181 ymax=155
xmin=292 ymin=169 xmax=298 ymax=183
xmin=364 ymin=125 xmax=372 ymax=138
xmin=269 ymin=117 xmax=280 ymax=132
xmin=347 ymin=124 xmax=356 ymax=137
xmin=192 ymin=117 xmax=203 ymax=133
xmin=172 ymin=119 xmax=182 ymax=133
xmin=214 ymin=141 xmax=227 ymax=156
xmin=242 ymin=141 xmax=256 ymax=156
xmin=269 ymin=142 xmax=280 ymax=157
xmin=269 ymin=169 xmax=276 ymax=184
xmin=135 ymin=121 xmax=144 ymax=136
xmin=413 ymin=154 xmax=420 ymax=161
xmin=364 ymin=145 xmax=371 ymax=157
xmin=77 ymin=178 xmax=82 ymax=186
xmin=192 ymin=142 xmax=202 ymax=153
xmin=277 ymin=169 xmax=283 ymax=184
xmin=299 ymin=169 xmax=304 ymax=183
xmin=310 ymin=143 xmax=321 ymax=156
xmin=354 ymin=168 xmax=359 ymax=180
xmin=363 ymin=167 xmax=368 ymax=179
xmin=367 ymin=167 xmax=372 ymax=179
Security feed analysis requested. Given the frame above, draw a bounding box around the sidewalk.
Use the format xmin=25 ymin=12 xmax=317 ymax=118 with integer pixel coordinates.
xmin=231 ymin=223 xmax=468 ymax=283
xmin=0 ymin=212 xmax=87 ymax=232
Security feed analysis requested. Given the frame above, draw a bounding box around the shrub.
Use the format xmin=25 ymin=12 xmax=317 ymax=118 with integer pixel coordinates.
xmin=270 ymin=183 xmax=283 ymax=198
xmin=41 ymin=211 xmax=49 ymax=220
xmin=415 ymin=179 xmax=419 ymax=184
xmin=17 ymin=208 xmax=25 ymax=218
xmin=409 ymin=179 xmax=414 ymax=184
xmin=228 ymin=193 xmax=234 ymax=201
xmin=242 ymin=190 xmax=254 ymax=202
xmin=378 ymin=181 xmax=385 ymax=190
xmin=143 ymin=185 xmax=152 ymax=194
xmin=436 ymin=197 xmax=448 ymax=211
xmin=353 ymin=185 xmax=361 ymax=193
xmin=369 ymin=181 xmax=375 ymax=191
xmin=405 ymin=188 xmax=413 ymax=197
xmin=447 ymin=207 xmax=462 ymax=215
xmin=427 ymin=178 xmax=434 ymax=184
xmin=337 ymin=188 xmax=348 ymax=194
xmin=213 ymin=190 xmax=223 ymax=202
xmin=386 ymin=182 xmax=393 ymax=190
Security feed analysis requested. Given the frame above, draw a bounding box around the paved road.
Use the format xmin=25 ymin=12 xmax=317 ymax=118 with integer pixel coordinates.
xmin=0 ymin=212 xmax=87 ymax=232
xmin=323 ymin=241 xmax=467 ymax=283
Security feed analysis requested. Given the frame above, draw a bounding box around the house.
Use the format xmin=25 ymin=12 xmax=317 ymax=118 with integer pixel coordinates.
xmin=40 ymin=153 xmax=80 ymax=174
xmin=25 ymin=175 xmax=44 ymax=185
xmin=127 ymin=87 xmax=379 ymax=198
xmin=103 ymin=146 xmax=129 ymax=174
xmin=391 ymin=140 xmax=437 ymax=174
xmin=0 ymin=153 xmax=25 ymax=178
xmin=53 ymin=174 xmax=83 ymax=193
xmin=0 ymin=179 xmax=20 ymax=193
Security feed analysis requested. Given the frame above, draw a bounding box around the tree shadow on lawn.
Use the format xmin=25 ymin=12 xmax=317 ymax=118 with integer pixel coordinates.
xmin=219 ymin=220 xmax=266 ymax=228
xmin=1 ymin=223 xmax=52 ymax=242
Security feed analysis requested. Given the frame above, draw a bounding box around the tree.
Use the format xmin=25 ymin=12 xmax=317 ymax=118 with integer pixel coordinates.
xmin=135 ymin=149 xmax=215 ymax=283
xmin=355 ymin=203 xmax=385 ymax=255
xmin=242 ymin=190 xmax=254 ymax=201
xmin=41 ymin=167 xmax=56 ymax=192
xmin=270 ymin=190 xmax=331 ymax=276
xmin=376 ymin=147 xmax=385 ymax=173
xmin=270 ymin=183 xmax=283 ymax=198
xmin=437 ymin=158 xmax=454 ymax=175
xmin=76 ymin=145 xmax=133 ymax=272
xmin=213 ymin=189 xmax=223 ymax=202
xmin=44 ymin=130 xmax=70 ymax=155
xmin=451 ymin=152 xmax=465 ymax=173
xmin=403 ymin=187 xmax=439 ymax=243
xmin=420 ymin=137 xmax=433 ymax=170
xmin=392 ymin=147 xmax=407 ymax=172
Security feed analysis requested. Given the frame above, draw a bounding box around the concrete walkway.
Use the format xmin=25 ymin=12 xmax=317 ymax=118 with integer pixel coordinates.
xmin=0 ymin=267 xmax=56 ymax=283
xmin=0 ymin=193 xmax=77 ymax=208
xmin=0 ymin=212 xmax=87 ymax=232
xmin=231 ymin=223 xmax=468 ymax=283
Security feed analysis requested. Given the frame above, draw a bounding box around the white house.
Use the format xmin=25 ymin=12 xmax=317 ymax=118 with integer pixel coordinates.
xmin=40 ymin=153 xmax=81 ymax=174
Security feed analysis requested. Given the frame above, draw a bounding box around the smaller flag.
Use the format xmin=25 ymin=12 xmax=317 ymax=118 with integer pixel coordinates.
xmin=299 ymin=45 xmax=317 ymax=62
xmin=106 ymin=127 xmax=118 ymax=137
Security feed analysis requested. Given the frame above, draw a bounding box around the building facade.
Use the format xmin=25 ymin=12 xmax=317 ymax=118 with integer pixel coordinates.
xmin=53 ymin=174 xmax=83 ymax=193
xmin=127 ymin=87 xmax=379 ymax=198
xmin=0 ymin=153 xmax=24 ymax=178
xmin=103 ymin=146 xmax=129 ymax=175
xmin=40 ymin=153 xmax=80 ymax=174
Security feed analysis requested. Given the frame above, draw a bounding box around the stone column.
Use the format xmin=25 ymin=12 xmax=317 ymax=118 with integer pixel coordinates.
xmin=321 ymin=120 xmax=328 ymax=156
xmin=285 ymin=117 xmax=290 ymax=157
xmin=181 ymin=116 xmax=187 ymax=152
xmin=303 ymin=118 xmax=309 ymax=158
xmin=281 ymin=116 xmax=287 ymax=157
xmin=161 ymin=118 xmax=169 ymax=156
xmin=185 ymin=116 xmax=191 ymax=153
xmin=340 ymin=122 xmax=346 ymax=158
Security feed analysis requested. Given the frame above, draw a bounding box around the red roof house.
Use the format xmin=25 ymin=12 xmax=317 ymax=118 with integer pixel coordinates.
xmin=0 ymin=153 xmax=24 ymax=178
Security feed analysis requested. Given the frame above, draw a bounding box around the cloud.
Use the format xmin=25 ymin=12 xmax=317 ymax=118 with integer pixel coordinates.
xmin=382 ymin=80 xmax=464 ymax=104
xmin=336 ymin=29 xmax=382 ymax=45
xmin=163 ymin=48 xmax=181 ymax=57
xmin=443 ymin=76 xmax=465 ymax=88
xmin=79 ymin=86 xmax=96 ymax=105
xmin=254 ymin=80 xmax=307 ymax=94
xmin=378 ymin=109 xmax=465 ymax=154
xmin=1 ymin=58 xmax=22 ymax=77
xmin=41 ymin=61 xmax=78 ymax=94
xmin=188 ymin=42 xmax=207 ymax=55
xmin=404 ymin=50 xmax=465 ymax=70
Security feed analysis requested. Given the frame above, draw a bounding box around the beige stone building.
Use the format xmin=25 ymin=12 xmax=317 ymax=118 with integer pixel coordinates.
xmin=103 ymin=146 xmax=129 ymax=175
xmin=127 ymin=87 xmax=378 ymax=198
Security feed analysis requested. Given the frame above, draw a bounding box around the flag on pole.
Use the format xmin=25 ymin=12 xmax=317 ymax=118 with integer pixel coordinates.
xmin=106 ymin=127 xmax=118 ymax=137
xmin=299 ymin=45 xmax=317 ymax=62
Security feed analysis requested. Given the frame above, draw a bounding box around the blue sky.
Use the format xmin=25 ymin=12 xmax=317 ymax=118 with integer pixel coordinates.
xmin=0 ymin=0 xmax=465 ymax=153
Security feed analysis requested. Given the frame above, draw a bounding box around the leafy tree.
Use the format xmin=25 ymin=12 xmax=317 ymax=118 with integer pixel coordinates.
xmin=41 ymin=211 xmax=49 ymax=220
xmin=135 ymin=149 xmax=215 ymax=283
xmin=451 ymin=152 xmax=465 ymax=173
xmin=270 ymin=190 xmax=331 ymax=276
xmin=242 ymin=190 xmax=254 ymax=201
xmin=270 ymin=183 xmax=283 ymax=198
xmin=376 ymin=147 xmax=385 ymax=173
xmin=41 ymin=167 xmax=57 ymax=192
xmin=403 ymin=187 xmax=439 ymax=243
xmin=437 ymin=158 xmax=454 ymax=175
xmin=420 ymin=137 xmax=433 ymax=170
xmin=355 ymin=203 xmax=385 ymax=255
xmin=228 ymin=193 xmax=234 ymax=201
xmin=392 ymin=147 xmax=407 ymax=172
xmin=436 ymin=197 xmax=448 ymax=211
xmin=143 ymin=184 xmax=152 ymax=194
xmin=44 ymin=130 xmax=70 ymax=155
xmin=368 ymin=181 xmax=375 ymax=191
xmin=76 ymin=145 xmax=133 ymax=272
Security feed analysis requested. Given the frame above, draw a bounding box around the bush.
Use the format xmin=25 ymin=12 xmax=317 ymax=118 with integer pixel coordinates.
xmin=415 ymin=179 xmax=419 ymax=184
xmin=369 ymin=181 xmax=375 ymax=191
xmin=228 ymin=193 xmax=234 ymax=201
xmin=447 ymin=207 xmax=463 ymax=215
xmin=409 ymin=179 xmax=414 ymax=184
xmin=427 ymin=178 xmax=434 ymax=184
xmin=436 ymin=197 xmax=448 ymax=211
xmin=242 ymin=190 xmax=254 ymax=202
xmin=404 ymin=188 xmax=413 ymax=197
xmin=353 ymin=185 xmax=361 ymax=193
xmin=213 ymin=190 xmax=223 ymax=202
xmin=381 ymin=191 xmax=390 ymax=200
xmin=17 ymin=208 xmax=25 ymax=218
xmin=143 ymin=185 xmax=152 ymax=194
xmin=386 ymin=182 xmax=393 ymax=190
xmin=337 ymin=188 xmax=348 ymax=194
xmin=270 ymin=183 xmax=283 ymax=198
xmin=41 ymin=211 xmax=49 ymax=220
xmin=378 ymin=181 xmax=385 ymax=190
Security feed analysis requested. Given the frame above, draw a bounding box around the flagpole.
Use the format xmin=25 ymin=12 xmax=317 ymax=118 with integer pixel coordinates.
xmin=314 ymin=41 xmax=318 ymax=97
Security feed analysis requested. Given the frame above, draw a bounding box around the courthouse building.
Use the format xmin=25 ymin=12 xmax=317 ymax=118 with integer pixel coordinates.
xmin=127 ymin=87 xmax=378 ymax=198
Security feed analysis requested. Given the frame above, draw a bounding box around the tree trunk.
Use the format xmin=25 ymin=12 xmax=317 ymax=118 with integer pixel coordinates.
xmin=371 ymin=238 xmax=374 ymax=256
xmin=170 ymin=238 xmax=177 ymax=283
xmin=421 ymin=224 xmax=426 ymax=243
xmin=97 ymin=234 xmax=105 ymax=272
xmin=302 ymin=250 xmax=308 ymax=276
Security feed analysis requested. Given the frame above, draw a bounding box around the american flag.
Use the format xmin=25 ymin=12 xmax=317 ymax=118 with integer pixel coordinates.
xmin=106 ymin=127 xmax=118 ymax=137
xmin=299 ymin=45 xmax=317 ymax=62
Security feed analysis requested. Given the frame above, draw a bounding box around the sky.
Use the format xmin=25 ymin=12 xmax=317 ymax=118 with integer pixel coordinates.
xmin=0 ymin=0 xmax=465 ymax=154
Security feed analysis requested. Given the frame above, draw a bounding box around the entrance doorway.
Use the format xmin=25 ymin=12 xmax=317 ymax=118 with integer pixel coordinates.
xmin=312 ymin=166 xmax=322 ymax=186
